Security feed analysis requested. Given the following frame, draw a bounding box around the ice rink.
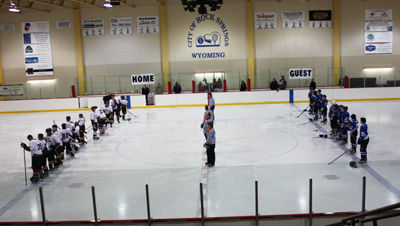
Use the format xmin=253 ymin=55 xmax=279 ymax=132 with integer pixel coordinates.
xmin=1 ymin=101 xmax=400 ymax=222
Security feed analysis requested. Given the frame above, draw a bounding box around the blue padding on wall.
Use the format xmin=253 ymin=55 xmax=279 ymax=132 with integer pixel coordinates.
xmin=289 ymin=90 xmax=294 ymax=103
xmin=127 ymin=95 xmax=131 ymax=109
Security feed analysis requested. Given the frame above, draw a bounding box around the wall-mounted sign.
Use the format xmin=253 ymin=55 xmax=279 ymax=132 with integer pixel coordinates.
xmin=365 ymin=9 xmax=392 ymax=21
xmin=110 ymin=17 xmax=132 ymax=35
xmin=82 ymin=18 xmax=104 ymax=36
xmin=137 ymin=16 xmax=159 ymax=34
xmin=289 ymin=68 xmax=313 ymax=79
xmin=364 ymin=9 xmax=392 ymax=55
xmin=255 ymin=12 xmax=277 ymax=30
xmin=187 ymin=13 xmax=230 ymax=59
xmin=309 ymin=10 xmax=332 ymax=28
xmin=56 ymin=20 xmax=72 ymax=29
xmin=22 ymin=21 xmax=53 ymax=76
xmin=131 ymin=74 xmax=155 ymax=85
xmin=365 ymin=43 xmax=392 ymax=54
xmin=0 ymin=85 xmax=24 ymax=96
xmin=282 ymin=11 xmax=304 ymax=29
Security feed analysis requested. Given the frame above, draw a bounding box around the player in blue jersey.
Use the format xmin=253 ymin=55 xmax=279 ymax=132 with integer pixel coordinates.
xmin=340 ymin=106 xmax=350 ymax=144
xmin=321 ymin=95 xmax=328 ymax=123
xmin=358 ymin=117 xmax=369 ymax=163
xmin=348 ymin=114 xmax=358 ymax=154
xmin=308 ymin=88 xmax=315 ymax=114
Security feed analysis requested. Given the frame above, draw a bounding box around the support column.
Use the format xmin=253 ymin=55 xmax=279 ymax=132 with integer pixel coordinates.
xmin=74 ymin=8 xmax=87 ymax=95
xmin=246 ymin=0 xmax=255 ymax=89
xmin=159 ymin=0 xmax=170 ymax=91
xmin=333 ymin=0 xmax=341 ymax=86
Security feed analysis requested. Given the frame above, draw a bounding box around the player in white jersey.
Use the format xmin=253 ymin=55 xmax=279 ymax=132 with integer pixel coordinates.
xmin=98 ymin=109 xmax=107 ymax=135
xmin=113 ymin=95 xmax=122 ymax=123
xmin=37 ymin=133 xmax=49 ymax=177
xmin=61 ymin=123 xmax=75 ymax=157
xmin=66 ymin=116 xmax=75 ymax=131
xmin=45 ymin=128 xmax=60 ymax=170
xmin=90 ymin=106 xmax=100 ymax=140
xmin=21 ymin=135 xmax=43 ymax=183
xmin=52 ymin=124 xmax=65 ymax=160
xmin=120 ymin=96 xmax=128 ymax=120
xmin=78 ymin=113 xmax=87 ymax=143
xmin=103 ymin=102 xmax=114 ymax=127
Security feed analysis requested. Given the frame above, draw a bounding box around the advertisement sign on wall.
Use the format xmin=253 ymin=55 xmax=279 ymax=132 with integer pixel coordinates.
xmin=282 ymin=11 xmax=305 ymax=29
xmin=110 ymin=17 xmax=132 ymax=35
xmin=22 ymin=21 xmax=53 ymax=76
xmin=137 ymin=16 xmax=159 ymax=34
xmin=82 ymin=19 xmax=104 ymax=36
xmin=365 ymin=9 xmax=392 ymax=21
xmin=0 ymin=85 xmax=25 ymax=96
xmin=255 ymin=12 xmax=277 ymax=30
xmin=365 ymin=43 xmax=392 ymax=54
xmin=364 ymin=9 xmax=392 ymax=54
xmin=56 ymin=20 xmax=72 ymax=29
xmin=365 ymin=31 xmax=392 ymax=43
xmin=309 ymin=10 xmax=332 ymax=28
xmin=289 ymin=68 xmax=313 ymax=79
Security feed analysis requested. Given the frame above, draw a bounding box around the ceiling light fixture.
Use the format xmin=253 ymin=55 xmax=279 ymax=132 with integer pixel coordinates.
xmin=9 ymin=1 xmax=20 ymax=13
xmin=104 ymin=0 xmax=112 ymax=8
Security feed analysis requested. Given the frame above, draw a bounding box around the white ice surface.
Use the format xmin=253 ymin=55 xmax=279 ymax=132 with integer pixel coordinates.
xmin=0 ymin=101 xmax=400 ymax=222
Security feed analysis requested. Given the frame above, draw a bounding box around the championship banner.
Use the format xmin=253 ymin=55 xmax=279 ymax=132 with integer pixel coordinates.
xmin=282 ymin=11 xmax=304 ymax=29
xmin=365 ymin=9 xmax=392 ymax=21
xmin=365 ymin=43 xmax=392 ymax=54
xmin=22 ymin=21 xmax=53 ymax=76
xmin=131 ymin=74 xmax=155 ymax=85
xmin=82 ymin=18 xmax=104 ymax=36
xmin=289 ymin=68 xmax=312 ymax=79
xmin=0 ymin=85 xmax=25 ymax=96
xmin=255 ymin=12 xmax=277 ymax=30
xmin=137 ymin=16 xmax=159 ymax=34
xmin=56 ymin=20 xmax=71 ymax=29
xmin=110 ymin=17 xmax=132 ymax=35
xmin=309 ymin=10 xmax=332 ymax=28
xmin=365 ymin=31 xmax=392 ymax=43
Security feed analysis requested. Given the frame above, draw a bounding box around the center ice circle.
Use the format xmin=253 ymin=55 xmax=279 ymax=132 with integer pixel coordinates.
xmin=116 ymin=120 xmax=298 ymax=167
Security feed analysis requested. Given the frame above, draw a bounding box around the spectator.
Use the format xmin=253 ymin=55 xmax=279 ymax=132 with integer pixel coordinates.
xmin=198 ymin=81 xmax=205 ymax=92
xmin=216 ymin=78 xmax=222 ymax=89
xmin=173 ymin=82 xmax=182 ymax=94
xmin=270 ymin=78 xmax=278 ymax=90
xmin=142 ymin=84 xmax=150 ymax=105
xmin=309 ymin=79 xmax=316 ymax=90
xmin=155 ymin=83 xmax=163 ymax=94
xmin=240 ymin=80 xmax=247 ymax=91
xmin=280 ymin=75 xmax=287 ymax=90
xmin=203 ymin=79 xmax=208 ymax=91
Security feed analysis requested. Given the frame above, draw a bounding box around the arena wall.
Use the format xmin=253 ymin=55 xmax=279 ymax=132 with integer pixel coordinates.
xmin=0 ymin=87 xmax=399 ymax=113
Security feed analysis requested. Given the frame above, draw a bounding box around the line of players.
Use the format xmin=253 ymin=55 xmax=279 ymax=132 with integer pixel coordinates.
xmin=308 ymin=88 xmax=370 ymax=163
xmin=201 ymin=92 xmax=216 ymax=167
xmin=20 ymin=95 xmax=130 ymax=183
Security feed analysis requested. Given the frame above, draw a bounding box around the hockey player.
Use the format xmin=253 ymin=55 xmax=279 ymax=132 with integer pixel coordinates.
xmin=202 ymin=111 xmax=213 ymax=140
xmin=308 ymin=88 xmax=315 ymax=114
xmin=98 ymin=108 xmax=107 ymax=135
xmin=321 ymin=95 xmax=328 ymax=123
xmin=103 ymin=102 xmax=114 ymax=127
xmin=78 ymin=113 xmax=86 ymax=143
xmin=45 ymin=128 xmax=60 ymax=170
xmin=90 ymin=106 xmax=100 ymax=140
xmin=203 ymin=122 xmax=216 ymax=167
xmin=113 ymin=95 xmax=122 ymax=123
xmin=349 ymin=114 xmax=358 ymax=154
xmin=52 ymin=124 xmax=64 ymax=160
xmin=313 ymin=91 xmax=319 ymax=120
xmin=60 ymin=123 xmax=75 ymax=157
xmin=120 ymin=96 xmax=128 ymax=120
xmin=328 ymin=102 xmax=337 ymax=135
xmin=358 ymin=117 xmax=369 ymax=163
xmin=208 ymin=92 xmax=215 ymax=112
xmin=21 ymin=135 xmax=43 ymax=183
xmin=37 ymin=133 xmax=49 ymax=177
xmin=66 ymin=116 xmax=75 ymax=131
xmin=316 ymin=89 xmax=323 ymax=119
xmin=340 ymin=106 xmax=350 ymax=144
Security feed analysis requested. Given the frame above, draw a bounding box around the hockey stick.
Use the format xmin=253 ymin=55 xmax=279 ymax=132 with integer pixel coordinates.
xmin=328 ymin=149 xmax=350 ymax=165
xmin=22 ymin=147 xmax=27 ymax=186
xmin=296 ymin=105 xmax=310 ymax=118
xmin=127 ymin=110 xmax=137 ymax=118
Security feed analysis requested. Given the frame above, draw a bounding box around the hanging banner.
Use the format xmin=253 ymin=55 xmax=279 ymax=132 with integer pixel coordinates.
xmin=56 ymin=20 xmax=72 ymax=29
xmin=1 ymin=23 xmax=15 ymax=31
xmin=255 ymin=12 xmax=277 ymax=30
xmin=131 ymin=74 xmax=156 ymax=85
xmin=110 ymin=17 xmax=132 ymax=35
xmin=289 ymin=68 xmax=313 ymax=79
xmin=365 ymin=9 xmax=392 ymax=21
xmin=365 ymin=21 xmax=392 ymax=32
xmin=282 ymin=11 xmax=305 ymax=29
xmin=309 ymin=10 xmax=332 ymax=28
xmin=137 ymin=16 xmax=159 ymax=34
xmin=365 ymin=31 xmax=392 ymax=43
xmin=365 ymin=43 xmax=392 ymax=54
xmin=82 ymin=18 xmax=104 ymax=36
xmin=0 ymin=85 xmax=25 ymax=96
xmin=22 ymin=21 xmax=53 ymax=76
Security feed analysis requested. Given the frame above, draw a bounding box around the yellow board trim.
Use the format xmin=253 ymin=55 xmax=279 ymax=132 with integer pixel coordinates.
xmin=246 ymin=0 xmax=255 ymax=89
xmin=74 ymin=9 xmax=87 ymax=95
xmin=160 ymin=0 xmax=170 ymax=91
xmin=1 ymin=97 xmax=399 ymax=114
xmin=333 ymin=0 xmax=341 ymax=86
